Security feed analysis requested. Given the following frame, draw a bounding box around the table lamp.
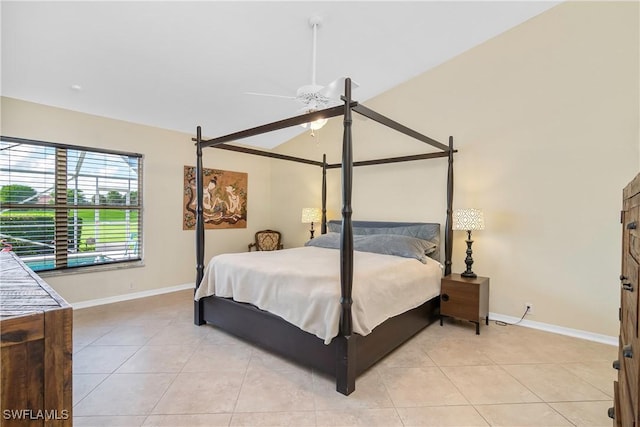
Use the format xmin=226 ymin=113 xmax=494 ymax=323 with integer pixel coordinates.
xmin=452 ymin=208 xmax=485 ymax=278
xmin=301 ymin=207 xmax=322 ymax=239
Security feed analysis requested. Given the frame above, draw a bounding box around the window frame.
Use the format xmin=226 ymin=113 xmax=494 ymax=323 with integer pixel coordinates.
xmin=0 ymin=136 xmax=143 ymax=273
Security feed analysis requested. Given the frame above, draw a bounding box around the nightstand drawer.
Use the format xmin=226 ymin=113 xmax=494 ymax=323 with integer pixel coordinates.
xmin=440 ymin=274 xmax=490 ymax=335
xmin=441 ymin=280 xmax=481 ymax=319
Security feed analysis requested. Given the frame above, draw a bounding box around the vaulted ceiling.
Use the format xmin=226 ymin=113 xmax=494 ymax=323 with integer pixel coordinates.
xmin=1 ymin=1 xmax=558 ymax=148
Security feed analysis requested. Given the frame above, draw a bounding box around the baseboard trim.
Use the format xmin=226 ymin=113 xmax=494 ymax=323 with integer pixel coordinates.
xmin=489 ymin=312 xmax=617 ymax=347
xmin=71 ymin=283 xmax=194 ymax=310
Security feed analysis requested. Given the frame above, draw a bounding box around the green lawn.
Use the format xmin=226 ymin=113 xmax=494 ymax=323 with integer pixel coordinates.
xmin=1 ymin=208 xmax=139 ymax=247
xmin=2 ymin=208 xmax=138 ymax=223
xmin=75 ymin=209 xmax=139 ymax=223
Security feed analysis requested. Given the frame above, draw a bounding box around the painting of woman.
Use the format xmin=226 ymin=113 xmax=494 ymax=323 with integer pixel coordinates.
xmin=183 ymin=166 xmax=247 ymax=229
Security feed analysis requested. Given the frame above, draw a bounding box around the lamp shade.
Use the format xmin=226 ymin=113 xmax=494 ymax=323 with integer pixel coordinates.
xmin=301 ymin=207 xmax=322 ymax=224
xmin=452 ymin=208 xmax=485 ymax=231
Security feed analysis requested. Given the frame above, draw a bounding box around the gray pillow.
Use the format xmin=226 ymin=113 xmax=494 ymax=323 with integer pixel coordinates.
xmin=327 ymin=222 xmax=434 ymax=240
xmin=326 ymin=221 xmax=440 ymax=260
xmin=305 ymin=232 xmax=436 ymax=263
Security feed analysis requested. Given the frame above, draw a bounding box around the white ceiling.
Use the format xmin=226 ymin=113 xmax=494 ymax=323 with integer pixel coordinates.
xmin=1 ymin=1 xmax=558 ymax=149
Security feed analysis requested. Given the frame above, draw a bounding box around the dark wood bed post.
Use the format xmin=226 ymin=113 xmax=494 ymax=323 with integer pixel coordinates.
xmin=444 ymin=136 xmax=454 ymax=276
xmin=337 ymin=78 xmax=356 ymax=395
xmin=194 ymin=126 xmax=205 ymax=325
xmin=321 ymin=153 xmax=327 ymax=234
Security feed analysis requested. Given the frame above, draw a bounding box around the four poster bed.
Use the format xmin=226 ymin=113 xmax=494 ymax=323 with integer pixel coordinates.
xmin=193 ymin=78 xmax=456 ymax=395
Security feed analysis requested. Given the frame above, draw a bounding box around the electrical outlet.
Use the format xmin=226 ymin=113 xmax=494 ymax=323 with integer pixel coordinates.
xmin=525 ymin=302 xmax=533 ymax=315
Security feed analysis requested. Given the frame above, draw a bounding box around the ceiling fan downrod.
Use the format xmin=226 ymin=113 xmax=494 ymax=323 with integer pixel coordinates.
xmin=309 ymin=16 xmax=322 ymax=87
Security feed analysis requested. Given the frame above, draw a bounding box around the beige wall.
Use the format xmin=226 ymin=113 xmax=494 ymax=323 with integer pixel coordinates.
xmin=272 ymin=1 xmax=639 ymax=337
xmin=1 ymin=97 xmax=273 ymax=303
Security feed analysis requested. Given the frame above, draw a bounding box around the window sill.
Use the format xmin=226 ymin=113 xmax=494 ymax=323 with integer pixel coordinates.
xmin=37 ymin=259 xmax=145 ymax=277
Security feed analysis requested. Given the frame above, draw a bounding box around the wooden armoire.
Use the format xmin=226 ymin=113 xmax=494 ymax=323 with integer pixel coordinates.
xmin=613 ymin=173 xmax=640 ymax=425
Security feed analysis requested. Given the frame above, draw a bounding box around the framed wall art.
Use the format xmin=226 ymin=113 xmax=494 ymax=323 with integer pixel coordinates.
xmin=183 ymin=166 xmax=247 ymax=230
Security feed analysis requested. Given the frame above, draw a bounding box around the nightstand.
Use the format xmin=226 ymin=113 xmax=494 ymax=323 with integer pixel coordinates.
xmin=440 ymin=273 xmax=490 ymax=335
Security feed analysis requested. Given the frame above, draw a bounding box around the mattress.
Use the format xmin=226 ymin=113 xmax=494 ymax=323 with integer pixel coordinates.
xmin=195 ymin=246 xmax=442 ymax=344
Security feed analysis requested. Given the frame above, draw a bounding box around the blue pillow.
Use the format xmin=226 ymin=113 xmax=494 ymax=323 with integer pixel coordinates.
xmin=305 ymin=232 xmax=436 ymax=263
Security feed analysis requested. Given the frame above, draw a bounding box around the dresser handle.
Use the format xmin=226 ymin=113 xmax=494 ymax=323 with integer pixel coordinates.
xmin=608 ymin=407 xmax=615 ymax=419
xmin=441 ymin=294 xmax=449 ymax=302
xmin=623 ymin=344 xmax=633 ymax=358
xmin=627 ymin=221 xmax=637 ymax=229
xmin=622 ymin=282 xmax=634 ymax=292
xmin=620 ymin=274 xmax=628 ymax=281
xmin=612 ymin=359 xmax=620 ymax=370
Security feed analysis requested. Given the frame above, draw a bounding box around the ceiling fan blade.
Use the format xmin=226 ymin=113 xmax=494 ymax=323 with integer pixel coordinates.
xmin=319 ymin=77 xmax=360 ymax=99
xmin=244 ymin=91 xmax=297 ymax=100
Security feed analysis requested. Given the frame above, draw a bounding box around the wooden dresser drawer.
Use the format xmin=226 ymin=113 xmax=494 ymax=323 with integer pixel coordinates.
xmin=628 ymin=206 xmax=640 ymax=265
xmin=621 ymin=314 xmax=640 ymax=422
xmin=619 ymin=375 xmax=638 ymax=427
xmin=612 ymin=381 xmax=622 ymax=426
xmin=622 ymin=257 xmax=639 ymax=339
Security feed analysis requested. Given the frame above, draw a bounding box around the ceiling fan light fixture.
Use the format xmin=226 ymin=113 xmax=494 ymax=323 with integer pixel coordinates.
xmin=299 ymin=118 xmax=327 ymax=131
xmin=299 ymin=106 xmax=328 ymax=131
xmin=310 ymin=118 xmax=328 ymax=130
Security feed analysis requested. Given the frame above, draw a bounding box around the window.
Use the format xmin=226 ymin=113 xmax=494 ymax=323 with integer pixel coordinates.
xmin=0 ymin=136 xmax=142 ymax=272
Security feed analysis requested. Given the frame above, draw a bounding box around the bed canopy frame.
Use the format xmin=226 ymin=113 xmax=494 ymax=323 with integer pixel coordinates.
xmin=193 ymin=78 xmax=456 ymax=395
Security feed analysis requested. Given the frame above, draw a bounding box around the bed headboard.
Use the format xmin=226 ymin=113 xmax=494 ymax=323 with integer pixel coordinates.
xmin=326 ymin=220 xmax=441 ymax=261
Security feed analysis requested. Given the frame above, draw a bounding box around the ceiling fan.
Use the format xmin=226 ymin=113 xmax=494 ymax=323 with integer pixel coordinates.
xmin=246 ymin=16 xmax=358 ymax=129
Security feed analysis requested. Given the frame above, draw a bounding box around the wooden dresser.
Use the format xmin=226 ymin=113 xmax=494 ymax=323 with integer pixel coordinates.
xmin=613 ymin=173 xmax=640 ymax=426
xmin=0 ymin=251 xmax=72 ymax=426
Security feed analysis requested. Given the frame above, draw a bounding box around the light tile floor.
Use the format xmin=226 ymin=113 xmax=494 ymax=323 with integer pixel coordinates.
xmin=72 ymin=290 xmax=616 ymax=426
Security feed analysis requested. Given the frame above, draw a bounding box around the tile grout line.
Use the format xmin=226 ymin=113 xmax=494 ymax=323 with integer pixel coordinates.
xmin=436 ymin=362 xmax=491 ymax=426
xmin=227 ymin=339 xmax=256 ymax=424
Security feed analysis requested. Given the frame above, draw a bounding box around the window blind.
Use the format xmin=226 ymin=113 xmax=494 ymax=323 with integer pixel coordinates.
xmin=0 ymin=136 xmax=142 ymax=272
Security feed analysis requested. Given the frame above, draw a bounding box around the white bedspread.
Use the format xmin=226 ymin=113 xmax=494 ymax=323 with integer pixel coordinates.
xmin=194 ymin=246 xmax=442 ymax=344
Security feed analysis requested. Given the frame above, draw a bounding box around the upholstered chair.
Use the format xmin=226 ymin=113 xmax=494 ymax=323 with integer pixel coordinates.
xmin=248 ymin=229 xmax=284 ymax=251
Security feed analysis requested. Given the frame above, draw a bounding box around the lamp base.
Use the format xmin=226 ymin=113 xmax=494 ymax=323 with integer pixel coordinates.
xmin=462 ymin=231 xmax=477 ymax=279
